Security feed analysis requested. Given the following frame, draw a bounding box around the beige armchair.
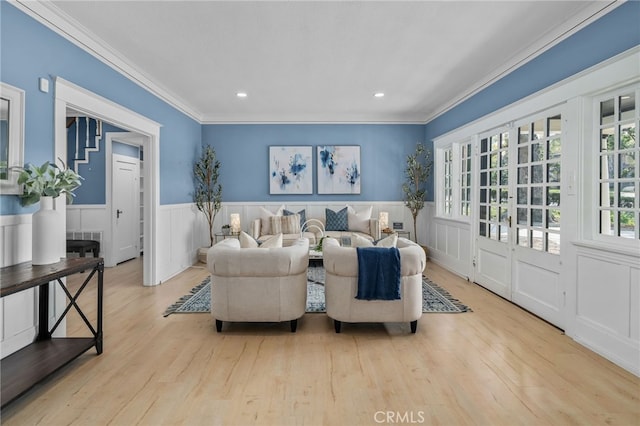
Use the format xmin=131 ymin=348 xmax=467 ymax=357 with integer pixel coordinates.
xmin=322 ymin=237 xmax=426 ymax=333
xmin=206 ymin=237 xmax=309 ymax=332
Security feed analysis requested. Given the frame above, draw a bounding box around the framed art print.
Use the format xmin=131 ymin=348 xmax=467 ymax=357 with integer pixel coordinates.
xmin=269 ymin=146 xmax=313 ymax=194
xmin=317 ymin=145 xmax=361 ymax=194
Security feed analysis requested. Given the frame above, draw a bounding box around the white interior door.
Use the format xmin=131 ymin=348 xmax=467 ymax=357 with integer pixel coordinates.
xmin=511 ymin=111 xmax=563 ymax=327
xmin=474 ymin=108 xmax=564 ymax=328
xmin=112 ymin=154 xmax=140 ymax=264
xmin=475 ymin=129 xmax=512 ymax=299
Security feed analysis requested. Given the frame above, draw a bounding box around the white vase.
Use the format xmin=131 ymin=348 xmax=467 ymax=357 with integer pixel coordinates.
xmin=32 ymin=196 xmax=62 ymax=265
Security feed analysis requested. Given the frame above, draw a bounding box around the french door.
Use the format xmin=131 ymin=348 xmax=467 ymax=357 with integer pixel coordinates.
xmin=475 ymin=108 xmax=565 ymax=328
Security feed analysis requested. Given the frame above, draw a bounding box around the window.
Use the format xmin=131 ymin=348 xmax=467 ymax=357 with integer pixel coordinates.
xmin=479 ymin=132 xmax=509 ymax=241
xmin=460 ymin=143 xmax=472 ymax=217
xmin=443 ymin=148 xmax=453 ymax=215
xmin=515 ymin=115 xmax=562 ymax=254
xmin=597 ymin=88 xmax=639 ymax=240
xmin=436 ymin=140 xmax=472 ymax=219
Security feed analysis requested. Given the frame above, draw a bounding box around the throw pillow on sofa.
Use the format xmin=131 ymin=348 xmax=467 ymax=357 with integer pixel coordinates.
xmin=352 ymin=233 xmax=397 ymax=248
xmin=351 ymin=234 xmax=374 ymax=248
xmin=259 ymin=205 xmax=285 ymax=235
xmin=284 ymin=208 xmax=306 ymax=228
xmin=260 ymin=233 xmax=283 ymax=248
xmin=271 ymin=213 xmax=301 ymax=235
xmin=347 ymin=205 xmax=372 ymax=234
xmin=239 ymin=231 xmax=259 ymax=248
xmin=375 ymin=233 xmax=398 ymax=248
xmin=325 ymin=207 xmax=348 ymax=231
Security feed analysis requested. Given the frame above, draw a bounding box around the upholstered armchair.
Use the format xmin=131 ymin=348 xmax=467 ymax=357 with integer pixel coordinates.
xmin=322 ymin=237 xmax=426 ymax=333
xmin=206 ymin=237 xmax=309 ymax=332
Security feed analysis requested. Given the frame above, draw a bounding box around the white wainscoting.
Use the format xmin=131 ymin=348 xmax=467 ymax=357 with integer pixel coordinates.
xmin=423 ymin=203 xmax=472 ymax=279
xmin=156 ymin=203 xmax=204 ymax=283
xmin=572 ymin=244 xmax=640 ymax=376
xmin=0 ymin=214 xmax=68 ymax=358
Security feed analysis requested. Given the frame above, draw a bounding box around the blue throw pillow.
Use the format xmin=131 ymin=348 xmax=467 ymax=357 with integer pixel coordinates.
xmin=284 ymin=209 xmax=306 ymax=228
xmin=325 ymin=207 xmax=348 ymax=231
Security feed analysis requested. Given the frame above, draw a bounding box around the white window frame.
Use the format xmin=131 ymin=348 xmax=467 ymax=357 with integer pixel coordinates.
xmin=588 ymin=83 xmax=640 ymax=247
xmin=435 ymin=138 xmax=473 ymax=221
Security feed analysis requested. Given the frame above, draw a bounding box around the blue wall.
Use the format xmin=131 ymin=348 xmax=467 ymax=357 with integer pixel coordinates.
xmin=423 ymin=1 xmax=640 ymax=199
xmin=2 ymin=1 xmax=638 ymax=211
xmin=203 ymin=124 xmax=424 ymax=202
xmin=0 ymin=1 xmax=201 ymax=214
xmin=66 ymin=120 xmax=134 ymax=205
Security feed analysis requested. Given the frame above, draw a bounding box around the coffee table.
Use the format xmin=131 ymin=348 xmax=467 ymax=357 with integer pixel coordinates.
xmin=309 ymin=248 xmax=323 ymax=266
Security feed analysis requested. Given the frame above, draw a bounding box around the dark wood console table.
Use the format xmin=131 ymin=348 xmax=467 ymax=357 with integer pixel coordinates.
xmin=0 ymin=257 xmax=104 ymax=409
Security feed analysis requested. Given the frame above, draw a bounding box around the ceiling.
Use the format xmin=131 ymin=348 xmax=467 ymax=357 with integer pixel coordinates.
xmin=35 ymin=1 xmax=618 ymax=123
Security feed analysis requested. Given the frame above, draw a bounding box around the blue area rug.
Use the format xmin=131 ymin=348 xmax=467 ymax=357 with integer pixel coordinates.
xmin=163 ymin=266 xmax=471 ymax=316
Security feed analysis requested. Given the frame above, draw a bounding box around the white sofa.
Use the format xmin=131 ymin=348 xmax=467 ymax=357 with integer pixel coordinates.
xmin=206 ymin=237 xmax=309 ymax=332
xmin=322 ymin=237 xmax=426 ymax=333
xmin=251 ymin=205 xmax=381 ymax=247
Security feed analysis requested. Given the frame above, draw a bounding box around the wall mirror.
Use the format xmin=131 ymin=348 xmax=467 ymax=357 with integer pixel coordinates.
xmin=0 ymin=82 xmax=25 ymax=195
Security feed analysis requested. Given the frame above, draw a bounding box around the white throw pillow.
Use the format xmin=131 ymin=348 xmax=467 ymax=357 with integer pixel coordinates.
xmin=259 ymin=205 xmax=285 ymax=235
xmin=376 ymin=233 xmax=398 ymax=248
xmin=351 ymin=233 xmax=374 ymax=248
xmin=347 ymin=205 xmax=372 ymax=234
xmin=260 ymin=233 xmax=283 ymax=248
xmin=239 ymin=231 xmax=259 ymax=248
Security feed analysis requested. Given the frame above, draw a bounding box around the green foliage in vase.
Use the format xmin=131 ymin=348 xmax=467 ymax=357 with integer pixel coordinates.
xmin=17 ymin=159 xmax=83 ymax=206
xmin=194 ymin=145 xmax=223 ymax=247
xmin=402 ymin=143 xmax=432 ymax=243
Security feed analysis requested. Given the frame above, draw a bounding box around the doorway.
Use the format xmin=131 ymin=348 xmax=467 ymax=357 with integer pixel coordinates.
xmin=112 ymin=153 xmax=140 ymax=264
xmin=474 ymin=107 xmax=564 ymax=328
xmin=55 ymin=77 xmax=160 ymax=285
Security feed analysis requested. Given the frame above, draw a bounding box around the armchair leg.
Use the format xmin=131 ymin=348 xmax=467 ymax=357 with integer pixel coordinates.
xmin=215 ymin=319 xmax=223 ymax=332
xmin=290 ymin=319 xmax=298 ymax=333
xmin=410 ymin=320 xmax=417 ymax=334
xmin=334 ymin=320 xmax=342 ymax=333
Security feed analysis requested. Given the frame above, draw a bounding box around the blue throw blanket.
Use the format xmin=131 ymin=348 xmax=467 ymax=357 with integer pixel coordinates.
xmin=356 ymin=247 xmax=401 ymax=300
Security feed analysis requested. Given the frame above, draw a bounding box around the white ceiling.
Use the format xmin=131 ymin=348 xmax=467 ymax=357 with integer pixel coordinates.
xmin=36 ymin=1 xmax=618 ymax=123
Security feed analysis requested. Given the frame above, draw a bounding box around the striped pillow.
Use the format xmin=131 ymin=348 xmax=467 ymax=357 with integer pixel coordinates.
xmin=270 ymin=213 xmax=301 ymax=234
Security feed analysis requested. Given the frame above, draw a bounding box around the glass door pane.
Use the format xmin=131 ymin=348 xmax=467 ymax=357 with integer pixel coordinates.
xmin=479 ymin=132 xmax=509 ymax=242
xmin=515 ymin=114 xmax=562 ymax=254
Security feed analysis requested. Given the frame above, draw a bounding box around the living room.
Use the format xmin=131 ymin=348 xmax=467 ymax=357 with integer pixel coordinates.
xmin=1 ymin=0 xmax=639 ymax=424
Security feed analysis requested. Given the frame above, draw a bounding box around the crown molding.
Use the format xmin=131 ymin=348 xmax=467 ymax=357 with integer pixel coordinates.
xmin=8 ymin=0 xmax=624 ymax=126
xmin=10 ymin=0 xmax=203 ymax=123
xmin=421 ymin=0 xmax=623 ymax=125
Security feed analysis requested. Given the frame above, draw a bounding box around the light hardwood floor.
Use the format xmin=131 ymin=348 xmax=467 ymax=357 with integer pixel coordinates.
xmin=2 ymin=257 xmax=638 ymax=425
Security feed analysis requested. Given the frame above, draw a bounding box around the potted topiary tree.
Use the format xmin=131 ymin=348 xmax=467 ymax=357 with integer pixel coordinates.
xmin=194 ymin=146 xmax=222 ymax=262
xmin=402 ymin=143 xmax=432 ymax=245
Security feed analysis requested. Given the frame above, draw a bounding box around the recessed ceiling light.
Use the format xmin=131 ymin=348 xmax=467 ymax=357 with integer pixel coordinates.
xmin=374 ymin=92 xmax=385 ymax=98
xmin=236 ymin=92 xmax=248 ymax=98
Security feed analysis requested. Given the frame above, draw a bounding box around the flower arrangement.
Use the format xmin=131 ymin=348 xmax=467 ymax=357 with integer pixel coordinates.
xmin=17 ymin=159 xmax=83 ymax=206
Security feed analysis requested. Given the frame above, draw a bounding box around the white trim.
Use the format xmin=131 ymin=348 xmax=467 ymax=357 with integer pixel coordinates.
xmin=433 ymin=47 xmax=640 ymax=145
xmin=9 ymin=0 xmax=621 ymax=125
xmin=586 ymin=83 xmax=640 ymax=249
xmin=422 ymin=1 xmax=623 ymax=124
xmin=0 ymin=82 xmax=25 ymax=195
xmin=11 ymin=0 xmax=201 ymax=123
xmin=54 ymin=77 xmax=161 ymax=286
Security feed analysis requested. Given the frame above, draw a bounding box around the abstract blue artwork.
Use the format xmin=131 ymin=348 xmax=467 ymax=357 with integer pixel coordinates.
xmin=269 ymin=146 xmax=313 ymax=194
xmin=317 ymin=145 xmax=361 ymax=194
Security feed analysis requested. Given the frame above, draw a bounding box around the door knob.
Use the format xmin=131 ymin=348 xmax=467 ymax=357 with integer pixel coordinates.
xmin=117 ymin=209 xmax=123 ymax=218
